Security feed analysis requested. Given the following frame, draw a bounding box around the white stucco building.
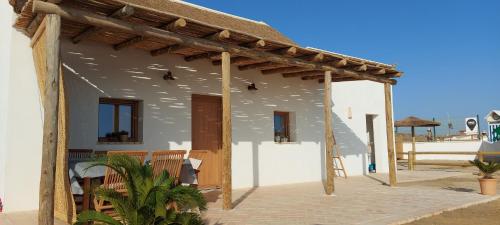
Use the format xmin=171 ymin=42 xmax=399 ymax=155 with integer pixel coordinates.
xmin=0 ymin=0 xmax=400 ymax=214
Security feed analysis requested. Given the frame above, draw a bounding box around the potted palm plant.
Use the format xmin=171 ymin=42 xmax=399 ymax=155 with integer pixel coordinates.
xmin=469 ymin=159 xmax=500 ymax=195
xmin=75 ymin=154 xmax=206 ymax=225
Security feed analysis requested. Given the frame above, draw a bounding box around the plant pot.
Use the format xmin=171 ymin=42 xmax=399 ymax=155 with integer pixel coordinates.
xmin=478 ymin=178 xmax=497 ymax=195
xmin=119 ymin=135 xmax=129 ymax=142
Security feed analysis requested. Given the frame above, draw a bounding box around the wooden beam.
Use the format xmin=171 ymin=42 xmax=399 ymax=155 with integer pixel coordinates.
xmin=206 ymin=29 xmax=231 ymax=41
xmin=298 ymin=53 xmax=324 ymax=62
xmin=333 ymin=59 xmax=348 ymax=67
xmin=114 ymin=18 xmax=187 ymax=51
xmin=184 ymin=39 xmax=265 ymax=62
xmin=324 ymin=71 xmax=335 ymax=195
xmin=270 ymin=46 xmax=297 ymax=56
xmin=38 ymin=14 xmax=61 ymax=225
xmin=261 ymin=66 xmax=309 ymax=75
xmin=161 ymin=18 xmax=187 ymax=31
xmin=71 ymin=5 xmax=134 ymax=44
xmin=113 ymin=36 xmax=144 ymax=50
xmin=152 ymin=29 xmax=230 ymax=56
xmin=371 ymin=68 xmax=386 ymax=75
xmin=33 ymin=1 xmax=397 ymax=84
xmin=301 ymin=75 xmax=323 ymax=80
xmin=384 ymin=83 xmax=397 ymax=187
xmin=282 ymin=70 xmax=323 ymax=78
xmin=240 ymin=39 xmax=266 ymax=49
xmin=221 ymin=52 xmax=232 ymax=210
xmin=184 ymin=52 xmax=219 ymax=62
xmin=212 ymin=56 xmax=256 ymax=66
xmin=318 ymin=77 xmax=359 ymax=83
xmin=347 ymin=64 xmax=367 ymax=72
xmin=238 ymin=62 xmax=280 ymax=71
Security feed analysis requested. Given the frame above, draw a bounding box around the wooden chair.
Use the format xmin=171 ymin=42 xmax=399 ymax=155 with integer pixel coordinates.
xmin=94 ymin=150 xmax=148 ymax=213
xmin=151 ymin=150 xmax=187 ymax=183
xmin=94 ymin=150 xmax=108 ymax=160
xmin=68 ymin=149 xmax=93 ymax=161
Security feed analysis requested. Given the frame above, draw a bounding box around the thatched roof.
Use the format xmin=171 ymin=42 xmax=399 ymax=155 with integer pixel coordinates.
xmin=112 ymin=0 xmax=296 ymax=45
xmin=395 ymin=116 xmax=441 ymax=127
xmin=9 ymin=0 xmax=403 ymax=84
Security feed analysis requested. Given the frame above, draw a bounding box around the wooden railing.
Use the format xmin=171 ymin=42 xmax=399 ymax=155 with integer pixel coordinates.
xmin=404 ymin=151 xmax=500 ymax=170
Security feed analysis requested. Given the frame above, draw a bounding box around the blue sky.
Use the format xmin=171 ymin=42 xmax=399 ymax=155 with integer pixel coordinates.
xmin=188 ymin=0 xmax=500 ymax=134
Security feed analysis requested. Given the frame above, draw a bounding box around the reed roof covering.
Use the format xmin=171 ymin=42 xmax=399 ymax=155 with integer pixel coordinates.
xmin=10 ymin=0 xmax=403 ymax=84
xmin=395 ymin=116 xmax=441 ymax=127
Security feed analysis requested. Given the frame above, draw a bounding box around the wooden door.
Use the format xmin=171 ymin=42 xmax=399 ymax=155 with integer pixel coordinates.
xmin=191 ymin=94 xmax=222 ymax=187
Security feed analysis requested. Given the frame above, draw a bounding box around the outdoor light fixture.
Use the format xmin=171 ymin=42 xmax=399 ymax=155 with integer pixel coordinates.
xmin=163 ymin=71 xmax=175 ymax=81
xmin=247 ymin=83 xmax=258 ymax=91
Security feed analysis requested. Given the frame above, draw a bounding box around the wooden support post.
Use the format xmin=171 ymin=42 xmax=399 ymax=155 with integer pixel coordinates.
xmin=324 ymin=71 xmax=335 ymax=195
xmin=221 ymin=52 xmax=232 ymax=210
xmin=38 ymin=14 xmax=61 ymax=225
xmin=384 ymin=83 xmax=397 ymax=186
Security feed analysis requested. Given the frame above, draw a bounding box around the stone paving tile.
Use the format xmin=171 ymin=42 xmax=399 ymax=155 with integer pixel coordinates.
xmin=0 ymin=170 xmax=494 ymax=225
xmin=0 ymin=211 xmax=67 ymax=225
xmin=203 ymin=175 xmax=495 ymax=225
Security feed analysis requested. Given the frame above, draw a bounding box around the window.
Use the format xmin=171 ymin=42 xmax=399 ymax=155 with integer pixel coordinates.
xmin=98 ymin=98 xmax=140 ymax=142
xmin=274 ymin=111 xmax=290 ymax=142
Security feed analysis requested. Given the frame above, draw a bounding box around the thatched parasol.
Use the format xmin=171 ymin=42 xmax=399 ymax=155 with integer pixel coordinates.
xmin=395 ymin=116 xmax=441 ymax=128
xmin=395 ymin=116 xmax=441 ymax=166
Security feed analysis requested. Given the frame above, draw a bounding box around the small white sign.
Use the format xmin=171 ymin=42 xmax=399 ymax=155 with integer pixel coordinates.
xmin=465 ymin=117 xmax=478 ymax=135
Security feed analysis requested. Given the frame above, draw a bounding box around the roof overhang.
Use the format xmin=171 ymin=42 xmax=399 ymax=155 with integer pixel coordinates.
xmin=13 ymin=0 xmax=403 ymax=84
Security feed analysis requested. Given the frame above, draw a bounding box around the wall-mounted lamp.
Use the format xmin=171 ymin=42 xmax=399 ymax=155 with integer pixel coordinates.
xmin=247 ymin=83 xmax=258 ymax=91
xmin=163 ymin=71 xmax=175 ymax=81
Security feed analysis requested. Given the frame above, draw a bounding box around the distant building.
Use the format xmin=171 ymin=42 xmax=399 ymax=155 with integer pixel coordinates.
xmin=485 ymin=110 xmax=500 ymax=142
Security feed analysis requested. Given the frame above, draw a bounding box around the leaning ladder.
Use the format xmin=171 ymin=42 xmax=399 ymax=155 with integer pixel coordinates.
xmin=332 ymin=137 xmax=347 ymax=178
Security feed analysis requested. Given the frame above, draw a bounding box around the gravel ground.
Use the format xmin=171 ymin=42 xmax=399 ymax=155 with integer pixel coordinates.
xmin=400 ymin=165 xmax=500 ymax=225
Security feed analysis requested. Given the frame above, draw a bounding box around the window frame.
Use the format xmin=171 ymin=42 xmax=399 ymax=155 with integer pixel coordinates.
xmin=98 ymin=98 xmax=139 ymax=143
xmin=274 ymin=111 xmax=291 ymax=142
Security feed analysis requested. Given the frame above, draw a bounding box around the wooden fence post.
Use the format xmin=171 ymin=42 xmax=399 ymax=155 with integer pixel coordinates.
xmin=407 ymin=151 xmax=413 ymax=170
xmin=221 ymin=52 xmax=232 ymax=210
xmin=38 ymin=14 xmax=61 ymax=225
xmin=412 ymin=151 xmax=417 ymax=170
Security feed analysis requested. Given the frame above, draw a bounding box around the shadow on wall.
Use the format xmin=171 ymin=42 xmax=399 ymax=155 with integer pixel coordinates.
xmin=332 ymin=113 xmax=369 ymax=175
xmin=61 ymin=40 xmax=327 ymax=187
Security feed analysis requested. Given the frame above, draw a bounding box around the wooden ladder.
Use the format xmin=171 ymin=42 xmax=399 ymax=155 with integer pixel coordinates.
xmin=332 ymin=138 xmax=347 ymax=178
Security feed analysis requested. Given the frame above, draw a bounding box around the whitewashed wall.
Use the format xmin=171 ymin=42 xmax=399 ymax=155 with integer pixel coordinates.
xmin=62 ymin=40 xmax=393 ymax=189
xmin=62 ymin=40 xmax=326 ymax=189
xmin=0 ymin=2 xmax=14 ymax=206
xmin=332 ymin=81 xmax=392 ymax=176
xmin=1 ymin=3 xmax=44 ymax=212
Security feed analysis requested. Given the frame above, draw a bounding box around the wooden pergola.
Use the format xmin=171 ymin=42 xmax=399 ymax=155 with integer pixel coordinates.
xmin=9 ymin=0 xmax=401 ymax=224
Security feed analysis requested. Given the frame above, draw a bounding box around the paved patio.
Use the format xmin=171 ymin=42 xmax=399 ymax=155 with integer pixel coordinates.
xmin=203 ymin=169 xmax=496 ymax=225
xmin=1 ymin=168 xmax=496 ymax=225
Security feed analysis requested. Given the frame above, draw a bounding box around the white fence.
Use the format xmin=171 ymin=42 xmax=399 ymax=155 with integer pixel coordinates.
xmin=402 ymin=141 xmax=500 ymax=161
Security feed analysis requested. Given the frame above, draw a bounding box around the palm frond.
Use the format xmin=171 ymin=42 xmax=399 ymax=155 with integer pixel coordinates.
xmin=75 ymin=210 xmax=122 ymax=225
xmin=469 ymin=159 xmax=500 ymax=178
xmin=76 ymin=155 xmax=206 ymax=225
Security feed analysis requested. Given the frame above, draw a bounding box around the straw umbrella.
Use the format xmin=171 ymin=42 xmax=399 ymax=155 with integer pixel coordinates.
xmin=395 ymin=116 xmax=441 ymax=163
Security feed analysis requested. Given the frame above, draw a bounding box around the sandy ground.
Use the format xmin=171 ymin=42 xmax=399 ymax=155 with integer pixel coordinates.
xmin=400 ymin=165 xmax=500 ymax=225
